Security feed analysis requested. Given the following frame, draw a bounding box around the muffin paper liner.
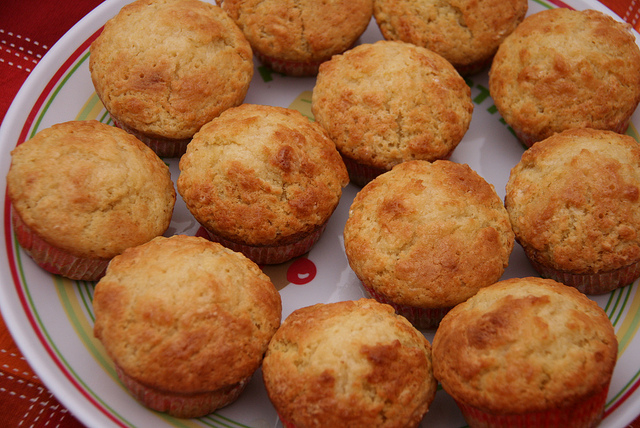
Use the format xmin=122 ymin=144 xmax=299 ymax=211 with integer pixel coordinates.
xmin=11 ymin=207 xmax=109 ymax=281
xmin=111 ymin=117 xmax=190 ymax=158
xmin=254 ymin=50 xmax=323 ymax=77
xmin=527 ymin=256 xmax=640 ymax=295
xmin=115 ymin=364 xmax=250 ymax=419
xmin=455 ymin=55 xmax=494 ymax=77
xmin=340 ymin=155 xmax=389 ymax=187
xmin=360 ymin=282 xmax=451 ymax=329
xmin=341 ymin=150 xmax=455 ymax=188
xmin=204 ymin=223 xmax=328 ymax=265
xmin=454 ymin=385 xmax=608 ymax=428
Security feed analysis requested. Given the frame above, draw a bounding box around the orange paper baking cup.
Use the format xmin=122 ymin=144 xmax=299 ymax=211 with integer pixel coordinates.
xmin=454 ymin=385 xmax=608 ymax=428
xmin=528 ymin=257 xmax=640 ymax=295
xmin=115 ymin=364 xmax=250 ymax=419
xmin=11 ymin=207 xmax=109 ymax=281
xmin=361 ymin=282 xmax=451 ymax=329
xmin=204 ymin=223 xmax=328 ymax=265
xmin=111 ymin=117 xmax=190 ymax=158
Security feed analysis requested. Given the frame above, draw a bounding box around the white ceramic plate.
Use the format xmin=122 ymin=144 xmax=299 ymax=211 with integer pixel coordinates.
xmin=2 ymin=0 xmax=640 ymax=427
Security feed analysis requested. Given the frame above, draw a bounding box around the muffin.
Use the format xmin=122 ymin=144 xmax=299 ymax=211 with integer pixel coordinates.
xmin=262 ymin=298 xmax=437 ymax=428
xmin=177 ymin=104 xmax=349 ymax=265
xmin=312 ymin=40 xmax=473 ymax=186
xmin=6 ymin=120 xmax=176 ymax=281
xmin=373 ymin=0 xmax=527 ymax=76
xmin=217 ymin=0 xmax=373 ymax=76
xmin=89 ymin=0 xmax=254 ymax=158
xmin=343 ymin=160 xmax=514 ymax=328
xmin=489 ymin=8 xmax=640 ymax=147
xmin=93 ymin=235 xmax=282 ymax=418
xmin=505 ymin=128 xmax=640 ymax=294
xmin=432 ymin=276 xmax=618 ymax=428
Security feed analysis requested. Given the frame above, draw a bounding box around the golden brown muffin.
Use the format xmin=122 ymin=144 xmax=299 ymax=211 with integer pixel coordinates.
xmin=262 ymin=298 xmax=437 ymax=428
xmin=343 ymin=160 xmax=514 ymax=328
xmin=216 ymin=0 xmax=373 ymax=76
xmin=312 ymin=40 xmax=473 ymax=186
xmin=505 ymin=128 xmax=640 ymax=294
xmin=489 ymin=8 xmax=640 ymax=147
xmin=432 ymin=277 xmax=618 ymax=428
xmin=373 ymin=0 xmax=527 ymax=75
xmin=177 ymin=104 xmax=349 ymax=264
xmin=6 ymin=120 xmax=175 ymax=281
xmin=93 ymin=234 xmax=282 ymax=418
xmin=89 ymin=0 xmax=254 ymax=158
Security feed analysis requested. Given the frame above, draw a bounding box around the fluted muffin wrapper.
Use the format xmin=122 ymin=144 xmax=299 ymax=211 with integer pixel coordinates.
xmin=254 ymin=50 xmax=323 ymax=77
xmin=341 ymin=150 xmax=455 ymax=188
xmin=204 ymin=223 xmax=328 ymax=265
xmin=361 ymin=282 xmax=451 ymax=330
xmin=340 ymin=155 xmax=389 ymax=187
xmin=111 ymin=116 xmax=190 ymax=159
xmin=454 ymin=55 xmax=494 ymax=77
xmin=527 ymin=256 xmax=640 ymax=295
xmin=454 ymin=384 xmax=609 ymax=428
xmin=11 ymin=206 xmax=109 ymax=281
xmin=115 ymin=364 xmax=250 ymax=419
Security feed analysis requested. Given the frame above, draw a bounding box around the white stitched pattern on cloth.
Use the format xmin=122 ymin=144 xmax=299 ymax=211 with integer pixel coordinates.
xmin=0 ymin=28 xmax=48 ymax=73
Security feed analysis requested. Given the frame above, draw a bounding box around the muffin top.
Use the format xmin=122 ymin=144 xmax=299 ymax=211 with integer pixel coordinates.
xmin=262 ymin=298 xmax=437 ymax=428
xmin=6 ymin=120 xmax=175 ymax=259
xmin=312 ymin=40 xmax=473 ymax=171
xmin=93 ymin=235 xmax=282 ymax=394
xmin=373 ymin=0 xmax=527 ymax=74
xmin=217 ymin=0 xmax=373 ymax=64
xmin=489 ymin=8 xmax=640 ymax=144
xmin=89 ymin=0 xmax=253 ymax=140
xmin=505 ymin=128 xmax=640 ymax=274
xmin=177 ymin=104 xmax=349 ymax=247
xmin=432 ymin=276 xmax=618 ymax=414
xmin=344 ymin=160 xmax=514 ymax=308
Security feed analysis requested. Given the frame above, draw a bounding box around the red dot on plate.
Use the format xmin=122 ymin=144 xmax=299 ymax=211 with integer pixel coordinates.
xmin=286 ymin=257 xmax=317 ymax=285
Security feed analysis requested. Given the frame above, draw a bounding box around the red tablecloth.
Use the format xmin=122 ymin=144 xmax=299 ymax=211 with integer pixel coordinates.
xmin=1 ymin=0 xmax=640 ymax=427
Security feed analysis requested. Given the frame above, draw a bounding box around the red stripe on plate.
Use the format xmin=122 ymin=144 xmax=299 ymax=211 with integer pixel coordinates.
xmin=6 ymin=26 xmax=128 ymax=428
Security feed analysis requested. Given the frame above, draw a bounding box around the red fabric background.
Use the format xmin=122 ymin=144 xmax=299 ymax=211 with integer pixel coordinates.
xmin=1 ymin=0 xmax=639 ymax=427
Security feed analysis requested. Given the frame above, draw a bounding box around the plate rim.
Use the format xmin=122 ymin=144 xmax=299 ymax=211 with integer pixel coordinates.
xmin=1 ymin=0 xmax=640 ymax=427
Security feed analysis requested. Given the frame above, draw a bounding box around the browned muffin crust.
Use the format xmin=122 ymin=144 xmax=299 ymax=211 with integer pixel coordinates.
xmin=344 ymin=160 xmax=514 ymax=308
xmin=262 ymin=298 xmax=437 ymax=428
xmin=505 ymin=128 xmax=640 ymax=275
xmin=217 ymin=0 xmax=372 ymax=65
xmin=312 ymin=40 xmax=473 ymax=171
xmin=93 ymin=235 xmax=282 ymax=395
xmin=489 ymin=8 xmax=640 ymax=145
xmin=373 ymin=0 xmax=527 ymax=74
xmin=90 ymin=0 xmax=253 ymax=141
xmin=6 ymin=120 xmax=175 ymax=259
xmin=432 ymin=277 xmax=618 ymax=414
xmin=177 ymin=104 xmax=348 ymax=247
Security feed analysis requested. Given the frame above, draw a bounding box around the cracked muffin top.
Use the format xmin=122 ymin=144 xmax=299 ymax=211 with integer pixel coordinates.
xmin=89 ymin=0 xmax=253 ymax=141
xmin=6 ymin=120 xmax=175 ymax=260
xmin=262 ymin=298 xmax=437 ymax=428
xmin=217 ymin=0 xmax=373 ymax=76
xmin=432 ymin=276 xmax=617 ymax=415
xmin=93 ymin=234 xmax=282 ymax=395
xmin=312 ymin=40 xmax=473 ymax=174
xmin=177 ymin=104 xmax=348 ymax=247
xmin=489 ymin=8 xmax=640 ymax=147
xmin=505 ymin=128 xmax=640 ymax=277
xmin=373 ymin=0 xmax=528 ymax=75
xmin=344 ymin=160 xmax=514 ymax=309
